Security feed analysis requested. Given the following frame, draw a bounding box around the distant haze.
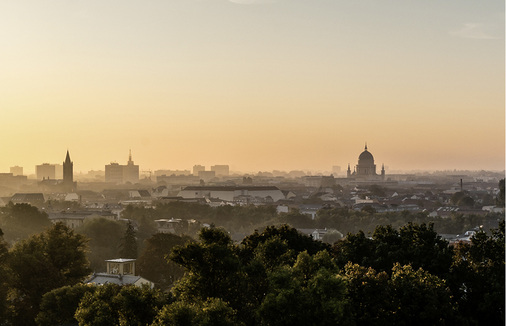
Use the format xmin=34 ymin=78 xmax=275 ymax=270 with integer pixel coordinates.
xmin=1 ymin=0 xmax=504 ymax=174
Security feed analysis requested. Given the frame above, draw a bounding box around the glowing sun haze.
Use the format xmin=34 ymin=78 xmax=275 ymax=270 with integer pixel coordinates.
xmin=0 ymin=0 xmax=504 ymax=174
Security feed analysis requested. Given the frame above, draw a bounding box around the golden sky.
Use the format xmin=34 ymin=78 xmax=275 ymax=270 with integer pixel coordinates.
xmin=0 ymin=0 xmax=504 ymax=174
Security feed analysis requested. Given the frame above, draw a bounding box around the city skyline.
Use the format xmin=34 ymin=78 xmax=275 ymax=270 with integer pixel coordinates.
xmin=1 ymin=1 xmax=504 ymax=173
xmin=5 ymin=145 xmax=505 ymax=177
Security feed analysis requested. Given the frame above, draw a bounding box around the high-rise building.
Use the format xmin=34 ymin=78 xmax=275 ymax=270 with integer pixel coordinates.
xmin=193 ymin=165 xmax=205 ymax=176
xmin=36 ymin=163 xmax=56 ymax=180
xmin=10 ymin=166 xmax=23 ymax=176
xmin=105 ymin=163 xmax=124 ymax=184
xmin=105 ymin=150 xmax=140 ymax=184
xmin=211 ymin=165 xmax=229 ymax=176
xmin=63 ymin=150 xmax=74 ymax=192
xmin=124 ymin=150 xmax=139 ymax=184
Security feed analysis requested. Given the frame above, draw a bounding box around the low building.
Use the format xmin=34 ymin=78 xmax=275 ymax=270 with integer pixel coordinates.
xmin=85 ymin=258 xmax=154 ymax=289
xmin=11 ymin=193 xmax=45 ymax=207
xmin=178 ymin=186 xmax=286 ymax=202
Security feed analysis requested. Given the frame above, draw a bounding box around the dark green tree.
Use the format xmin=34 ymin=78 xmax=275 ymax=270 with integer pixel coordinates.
xmin=36 ymin=284 xmax=97 ymax=326
xmin=119 ymin=220 xmax=138 ymax=259
xmin=137 ymin=233 xmax=192 ymax=290
xmin=77 ymin=218 xmax=123 ymax=271
xmin=170 ymin=227 xmax=245 ymax=313
xmin=333 ymin=223 xmax=453 ymax=278
xmin=0 ymin=229 xmax=9 ymax=324
xmin=344 ymin=263 xmax=393 ymax=325
xmin=74 ymin=284 xmax=168 ymax=326
xmin=8 ymin=223 xmax=90 ymax=326
xmin=0 ymin=203 xmax=51 ymax=243
xmin=240 ymin=224 xmax=329 ymax=264
xmin=257 ymin=251 xmax=349 ymax=326
xmin=388 ymin=264 xmax=457 ymax=325
xmin=496 ymin=178 xmax=505 ymax=207
xmin=152 ymin=298 xmax=243 ymax=326
xmin=449 ymin=221 xmax=505 ymax=325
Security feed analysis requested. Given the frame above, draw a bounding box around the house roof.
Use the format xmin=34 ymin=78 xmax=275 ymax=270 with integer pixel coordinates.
xmin=86 ymin=273 xmax=142 ymax=286
xmin=105 ymin=258 xmax=136 ymax=263
xmin=182 ymin=186 xmax=280 ymax=191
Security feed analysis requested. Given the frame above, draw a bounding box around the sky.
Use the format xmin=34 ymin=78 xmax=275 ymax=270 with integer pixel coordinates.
xmin=0 ymin=0 xmax=504 ymax=174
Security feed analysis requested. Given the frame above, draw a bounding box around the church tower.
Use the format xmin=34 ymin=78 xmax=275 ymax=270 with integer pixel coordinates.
xmin=63 ymin=150 xmax=74 ymax=192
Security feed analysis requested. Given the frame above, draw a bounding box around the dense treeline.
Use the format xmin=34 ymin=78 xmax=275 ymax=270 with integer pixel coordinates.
xmin=120 ymin=200 xmax=502 ymax=237
xmin=0 ymin=219 xmax=503 ymax=325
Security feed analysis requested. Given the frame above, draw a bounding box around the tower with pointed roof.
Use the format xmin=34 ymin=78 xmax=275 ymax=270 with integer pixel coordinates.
xmin=123 ymin=150 xmax=139 ymax=184
xmin=63 ymin=150 xmax=74 ymax=192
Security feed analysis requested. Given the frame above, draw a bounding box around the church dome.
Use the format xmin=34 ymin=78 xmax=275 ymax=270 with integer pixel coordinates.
xmin=358 ymin=145 xmax=374 ymax=163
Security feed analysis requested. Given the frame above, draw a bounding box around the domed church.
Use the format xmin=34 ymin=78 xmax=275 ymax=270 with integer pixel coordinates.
xmin=347 ymin=144 xmax=385 ymax=180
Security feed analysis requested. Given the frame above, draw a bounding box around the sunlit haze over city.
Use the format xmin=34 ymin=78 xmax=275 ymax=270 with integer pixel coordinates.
xmin=1 ymin=0 xmax=504 ymax=174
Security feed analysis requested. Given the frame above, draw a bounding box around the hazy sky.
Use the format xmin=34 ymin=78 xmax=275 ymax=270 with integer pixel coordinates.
xmin=1 ymin=0 xmax=504 ymax=174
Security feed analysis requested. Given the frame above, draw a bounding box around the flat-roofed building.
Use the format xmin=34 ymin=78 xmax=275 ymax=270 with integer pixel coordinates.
xmin=36 ymin=163 xmax=56 ymax=180
xmin=10 ymin=166 xmax=23 ymax=176
xmin=193 ymin=165 xmax=205 ymax=176
xmin=211 ymin=165 xmax=230 ymax=176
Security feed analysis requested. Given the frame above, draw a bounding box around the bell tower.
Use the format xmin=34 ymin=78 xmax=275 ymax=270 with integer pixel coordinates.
xmin=63 ymin=150 xmax=74 ymax=192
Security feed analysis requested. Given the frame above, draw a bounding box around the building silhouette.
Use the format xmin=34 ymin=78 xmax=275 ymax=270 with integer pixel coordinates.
xmin=63 ymin=150 xmax=74 ymax=192
xmin=36 ymin=163 xmax=56 ymax=180
xmin=347 ymin=144 xmax=385 ymax=180
xmin=105 ymin=150 xmax=140 ymax=184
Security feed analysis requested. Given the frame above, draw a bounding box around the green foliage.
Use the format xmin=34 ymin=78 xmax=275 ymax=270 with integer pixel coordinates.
xmin=137 ymin=233 xmax=192 ymax=290
xmin=0 ymin=230 xmax=9 ymax=322
xmin=7 ymin=223 xmax=90 ymax=325
xmin=36 ymin=284 xmax=96 ymax=326
xmin=344 ymin=263 xmax=392 ymax=325
xmin=0 ymin=203 xmax=51 ymax=243
xmin=388 ymin=264 xmax=457 ymax=325
xmin=152 ymin=298 xmax=243 ymax=326
xmin=76 ymin=217 xmax=124 ymax=271
xmin=449 ymin=221 xmax=505 ymax=325
xmin=119 ymin=220 xmax=138 ymax=259
xmin=240 ymin=224 xmax=329 ymax=264
xmin=333 ymin=223 xmax=453 ymax=278
xmin=170 ymin=227 xmax=245 ymax=312
xmin=258 ymin=251 xmax=348 ymax=326
xmin=497 ymin=178 xmax=505 ymax=207
xmin=277 ymin=211 xmax=315 ymax=228
xmin=344 ymin=263 xmax=458 ymax=325
xmin=74 ymin=284 xmax=168 ymax=326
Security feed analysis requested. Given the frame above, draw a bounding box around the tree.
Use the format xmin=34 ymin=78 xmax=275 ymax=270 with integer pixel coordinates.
xmin=137 ymin=233 xmax=192 ymax=290
xmin=388 ymin=264 xmax=457 ymax=325
xmin=8 ymin=223 xmax=90 ymax=325
xmin=344 ymin=263 xmax=458 ymax=325
xmin=240 ymin=224 xmax=329 ymax=264
xmin=344 ymin=263 xmax=392 ymax=325
xmin=449 ymin=221 xmax=505 ymax=325
xmin=0 ymin=229 xmax=9 ymax=324
xmin=496 ymin=179 xmax=505 ymax=207
xmin=333 ymin=223 xmax=453 ymax=278
xmin=257 ymin=251 xmax=349 ymax=326
xmin=152 ymin=298 xmax=243 ymax=326
xmin=74 ymin=284 xmax=168 ymax=326
xmin=119 ymin=220 xmax=137 ymax=259
xmin=170 ymin=227 xmax=245 ymax=313
xmin=0 ymin=203 xmax=51 ymax=243
xmin=36 ymin=284 xmax=96 ymax=326
xmin=77 ymin=218 xmax=124 ymax=271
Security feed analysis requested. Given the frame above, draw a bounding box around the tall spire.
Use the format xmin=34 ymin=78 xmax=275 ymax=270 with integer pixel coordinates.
xmin=65 ymin=150 xmax=71 ymax=163
xmin=365 ymin=142 xmax=368 ymax=151
xmin=129 ymin=149 xmax=132 ymax=162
